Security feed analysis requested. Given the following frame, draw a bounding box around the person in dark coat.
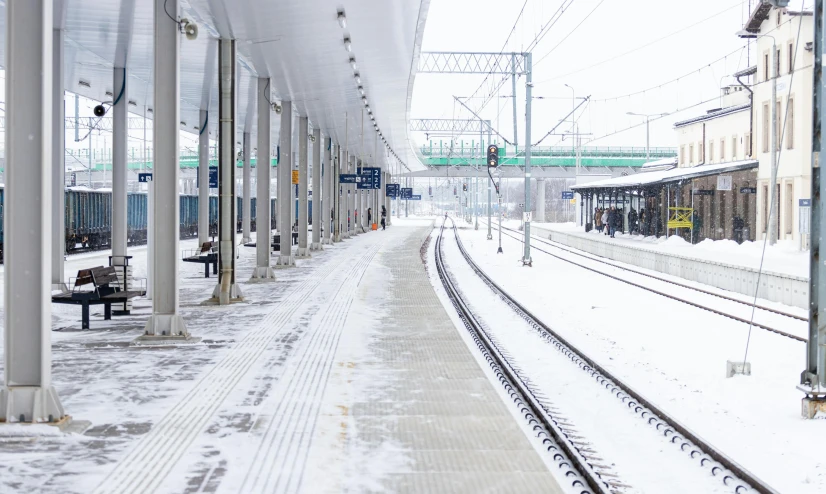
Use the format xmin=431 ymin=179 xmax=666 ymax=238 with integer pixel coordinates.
xmin=381 ymin=205 xmax=387 ymax=230
xmin=692 ymin=210 xmax=702 ymax=243
xmin=628 ymin=208 xmax=638 ymax=234
xmin=639 ymin=209 xmax=647 ymax=236
xmin=608 ymin=206 xmax=618 ymax=238
xmin=367 ymin=208 xmax=372 ymax=225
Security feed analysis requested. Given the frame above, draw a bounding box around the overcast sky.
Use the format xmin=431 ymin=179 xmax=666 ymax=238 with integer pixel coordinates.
xmin=410 ymin=0 xmax=764 ymax=151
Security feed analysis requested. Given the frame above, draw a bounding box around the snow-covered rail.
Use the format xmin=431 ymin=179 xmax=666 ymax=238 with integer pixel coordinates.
xmin=450 ymin=221 xmax=781 ymax=494
xmin=435 ymin=219 xmax=612 ymax=494
xmin=491 ymin=222 xmax=806 ymax=342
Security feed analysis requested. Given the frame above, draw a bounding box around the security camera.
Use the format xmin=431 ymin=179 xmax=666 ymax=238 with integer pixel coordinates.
xmin=93 ymin=104 xmax=107 ymax=117
xmin=309 ymin=134 xmax=316 ymax=142
xmin=272 ymin=102 xmax=282 ymax=114
xmin=180 ymin=19 xmax=198 ymax=40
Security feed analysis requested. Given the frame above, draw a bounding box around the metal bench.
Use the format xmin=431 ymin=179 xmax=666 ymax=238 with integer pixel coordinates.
xmin=182 ymin=241 xmax=219 ymax=278
xmin=52 ymin=266 xmax=145 ymax=329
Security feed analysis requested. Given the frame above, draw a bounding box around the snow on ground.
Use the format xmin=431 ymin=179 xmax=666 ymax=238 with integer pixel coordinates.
xmin=452 ymin=223 xmax=826 ymax=494
xmin=438 ymin=225 xmax=725 ymax=493
xmin=533 ymin=221 xmax=809 ymax=278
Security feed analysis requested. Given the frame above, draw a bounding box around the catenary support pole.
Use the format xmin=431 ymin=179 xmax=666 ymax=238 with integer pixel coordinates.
xmin=52 ymin=28 xmax=67 ymax=292
xmin=252 ymin=77 xmax=275 ymax=280
xmin=311 ymin=128 xmax=322 ymax=249
xmin=242 ymin=131 xmax=252 ymax=243
xmin=143 ymin=0 xmax=189 ymax=335
xmin=322 ymin=139 xmax=333 ymax=244
xmin=212 ymin=38 xmax=242 ymax=303
xmin=277 ymin=101 xmax=295 ymax=266
xmin=112 ymin=65 xmax=130 ymax=313
xmin=297 ymin=117 xmax=310 ymax=257
xmin=0 ymin=0 xmax=66 ymax=424
xmin=522 ymin=52 xmax=533 ymax=266
xmin=536 ymin=178 xmax=546 ymax=222
xmin=198 ymin=109 xmax=210 ymax=246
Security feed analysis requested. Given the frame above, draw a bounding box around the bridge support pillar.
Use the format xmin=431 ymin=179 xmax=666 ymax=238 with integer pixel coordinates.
xmin=536 ymin=178 xmax=546 ymax=223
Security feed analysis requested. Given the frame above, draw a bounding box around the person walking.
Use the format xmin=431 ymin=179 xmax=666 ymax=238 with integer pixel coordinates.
xmin=608 ymin=206 xmax=618 ymax=238
xmin=381 ymin=205 xmax=387 ymax=230
xmin=367 ymin=207 xmax=372 ymax=226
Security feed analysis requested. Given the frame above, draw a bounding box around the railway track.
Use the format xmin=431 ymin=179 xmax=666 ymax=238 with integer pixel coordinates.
xmin=488 ymin=222 xmax=807 ymax=343
xmin=439 ymin=219 xmax=780 ymax=494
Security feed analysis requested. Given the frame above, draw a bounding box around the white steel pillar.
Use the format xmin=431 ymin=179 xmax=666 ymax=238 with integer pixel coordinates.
xmin=277 ymin=102 xmax=295 ymax=266
xmin=341 ymin=152 xmax=350 ymax=239
xmin=144 ymin=0 xmax=188 ymax=335
xmin=112 ymin=66 xmax=130 ymax=314
xmin=311 ymin=128 xmax=322 ymax=249
xmin=1 ymin=0 xmax=65 ymax=424
xmin=242 ymin=131 xmax=252 ymax=243
xmin=322 ymin=139 xmax=333 ymax=245
xmin=252 ymin=77 xmax=275 ymax=280
xmin=198 ymin=109 xmax=210 ymax=245
xmin=212 ymin=38 xmax=242 ymax=303
xmin=335 ymin=146 xmax=344 ymax=242
xmin=349 ymin=155 xmax=356 ymax=235
xmin=51 ymin=28 xmax=67 ymax=292
xmin=297 ymin=117 xmax=310 ymax=257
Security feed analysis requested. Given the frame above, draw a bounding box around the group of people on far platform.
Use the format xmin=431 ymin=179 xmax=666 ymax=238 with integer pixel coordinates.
xmin=592 ymin=206 xmax=702 ymax=240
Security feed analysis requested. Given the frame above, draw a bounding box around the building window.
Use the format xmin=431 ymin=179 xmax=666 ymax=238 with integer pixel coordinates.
xmin=709 ymin=141 xmax=714 ymax=164
xmin=762 ymin=103 xmax=769 ymax=153
xmin=680 ymin=145 xmax=685 ymax=165
xmin=719 ymin=138 xmax=725 ymax=162
xmin=764 ymin=53 xmax=769 ymax=82
xmin=689 ymin=143 xmax=694 ymax=165
xmin=776 ymin=100 xmax=782 ymax=148
xmin=732 ymin=135 xmax=738 ymax=160
xmin=762 ymin=184 xmax=769 ymax=233
xmin=699 ymin=141 xmax=704 ymax=164
xmin=776 ymin=48 xmax=781 ymax=78
xmin=789 ymin=42 xmax=794 ymax=74
xmin=785 ymin=182 xmax=793 ymax=236
xmin=787 ymin=97 xmax=794 ymax=149
xmin=778 ymin=11 xmax=782 ymax=26
xmin=745 ymin=132 xmax=752 ymax=157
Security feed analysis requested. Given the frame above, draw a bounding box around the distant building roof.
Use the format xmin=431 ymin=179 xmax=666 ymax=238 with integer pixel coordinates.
xmin=673 ymin=103 xmax=750 ymax=128
xmin=571 ymin=160 xmax=758 ymax=190
xmin=734 ymin=65 xmax=757 ymax=78
xmin=641 ymin=157 xmax=678 ymax=171
xmin=744 ymin=1 xmax=812 ymax=33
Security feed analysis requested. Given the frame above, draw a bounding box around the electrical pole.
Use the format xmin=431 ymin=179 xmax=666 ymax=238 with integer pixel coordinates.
xmin=522 ymin=52 xmax=533 ymax=266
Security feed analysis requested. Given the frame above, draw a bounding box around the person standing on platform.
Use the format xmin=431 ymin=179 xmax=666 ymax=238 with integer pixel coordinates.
xmin=367 ymin=207 xmax=372 ymax=227
xmin=382 ymin=206 xmax=388 ymax=230
xmin=601 ymin=209 xmax=609 ymax=235
xmin=595 ymin=207 xmax=602 ymax=233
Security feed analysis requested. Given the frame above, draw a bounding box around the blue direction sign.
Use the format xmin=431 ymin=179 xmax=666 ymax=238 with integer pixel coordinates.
xmin=561 ymin=191 xmax=574 ymax=200
xmin=386 ymin=183 xmax=400 ymax=198
xmin=138 ymin=173 xmax=153 ymax=183
xmin=800 ymin=199 xmax=812 ymax=207
xmin=401 ymin=187 xmax=413 ymax=199
xmin=410 ymin=194 xmax=422 ymax=201
xmin=339 ymin=174 xmax=358 ymax=184
xmin=209 ymin=167 xmax=218 ymax=188
xmin=357 ymin=167 xmax=382 ymax=189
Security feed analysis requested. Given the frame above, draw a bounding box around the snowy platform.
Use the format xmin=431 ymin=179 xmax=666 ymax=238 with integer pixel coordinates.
xmin=533 ymin=222 xmax=809 ymax=309
xmin=0 ymin=220 xmax=560 ymax=493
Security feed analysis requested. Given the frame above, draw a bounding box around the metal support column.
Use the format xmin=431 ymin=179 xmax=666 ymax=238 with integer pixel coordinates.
xmin=212 ymin=38 xmax=242 ymax=303
xmin=802 ymin=0 xmax=826 ymax=413
xmin=198 ymin=109 xmax=210 ymax=245
xmin=536 ymin=178 xmax=546 ymax=223
xmin=296 ymin=117 xmax=310 ymax=257
xmin=277 ymin=101 xmax=295 ymax=265
xmin=522 ymin=52 xmax=533 ymax=266
xmin=0 ymin=0 xmax=66 ymax=424
xmin=51 ymin=28 xmax=67 ymax=292
xmin=311 ymin=128 xmax=323 ymax=249
xmin=348 ymin=155 xmax=355 ymax=236
xmin=112 ymin=65 xmax=130 ymax=313
xmin=242 ymin=131 xmax=252 ymax=244
xmin=143 ymin=0 xmax=189 ymax=335
xmin=252 ymin=77 xmax=275 ymax=280
xmin=335 ymin=146 xmax=344 ymax=241
xmin=322 ymin=139 xmax=333 ymax=245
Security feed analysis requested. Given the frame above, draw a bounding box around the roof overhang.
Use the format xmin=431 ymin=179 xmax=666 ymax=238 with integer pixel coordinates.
xmin=571 ymin=160 xmax=759 ymax=190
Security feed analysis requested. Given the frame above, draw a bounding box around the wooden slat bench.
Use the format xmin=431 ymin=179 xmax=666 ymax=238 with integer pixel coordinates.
xmin=52 ymin=266 xmax=145 ymax=329
xmin=182 ymin=241 xmax=218 ymax=278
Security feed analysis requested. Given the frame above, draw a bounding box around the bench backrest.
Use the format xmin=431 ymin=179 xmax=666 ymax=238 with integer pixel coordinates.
xmin=91 ymin=266 xmax=120 ymax=286
xmin=200 ymin=241 xmax=213 ymax=253
xmin=74 ymin=269 xmax=96 ymax=288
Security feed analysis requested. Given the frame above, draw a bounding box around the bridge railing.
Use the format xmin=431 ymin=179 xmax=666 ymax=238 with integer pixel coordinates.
xmin=419 ymin=142 xmax=676 ymax=159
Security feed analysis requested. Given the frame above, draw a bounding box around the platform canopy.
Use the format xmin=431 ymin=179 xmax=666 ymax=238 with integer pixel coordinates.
xmin=571 ymin=159 xmax=759 ymax=190
xmin=0 ymin=0 xmax=431 ymax=171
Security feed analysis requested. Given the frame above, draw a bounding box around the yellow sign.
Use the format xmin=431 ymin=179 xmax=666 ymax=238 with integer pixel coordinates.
xmin=667 ymin=207 xmax=694 ymax=229
xmin=569 ymin=199 xmax=576 ymax=204
xmin=291 ymin=170 xmax=299 ymax=184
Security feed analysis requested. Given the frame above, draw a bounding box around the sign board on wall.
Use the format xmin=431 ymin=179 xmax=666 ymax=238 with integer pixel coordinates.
xmin=291 ymin=170 xmax=299 ymax=184
xmin=716 ymin=175 xmax=732 ymax=191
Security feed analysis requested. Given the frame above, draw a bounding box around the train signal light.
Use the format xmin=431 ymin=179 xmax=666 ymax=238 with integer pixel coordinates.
xmin=454 ymin=186 xmax=457 ymax=196
xmin=487 ymin=144 xmax=499 ymax=168
xmin=462 ymin=183 xmax=467 ymax=192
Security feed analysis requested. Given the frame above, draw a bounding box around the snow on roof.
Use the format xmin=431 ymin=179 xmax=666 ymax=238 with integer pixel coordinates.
xmin=673 ymin=104 xmax=750 ymax=128
xmin=641 ymin=157 xmax=678 ymax=170
xmin=786 ymin=0 xmax=814 ymax=14
xmin=570 ymin=159 xmax=758 ymax=190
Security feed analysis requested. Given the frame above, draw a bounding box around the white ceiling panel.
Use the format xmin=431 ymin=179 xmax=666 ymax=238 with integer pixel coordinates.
xmin=0 ymin=0 xmax=430 ymax=170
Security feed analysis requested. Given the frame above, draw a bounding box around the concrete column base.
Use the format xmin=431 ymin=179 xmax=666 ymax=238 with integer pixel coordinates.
xmin=250 ymin=266 xmax=276 ymax=281
xmin=143 ymin=314 xmax=189 ymax=338
xmin=321 ymin=238 xmax=332 ymax=245
xmin=802 ymin=397 xmax=826 ymax=419
xmin=132 ymin=334 xmax=202 ymax=346
xmin=242 ymin=235 xmax=252 ymax=244
xmin=310 ymin=242 xmax=323 ymax=250
xmin=275 ymin=255 xmax=295 ymax=267
xmin=0 ymin=385 xmax=66 ymax=423
xmin=295 ymin=248 xmax=312 ymax=258
xmin=211 ymin=283 xmax=244 ymax=304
